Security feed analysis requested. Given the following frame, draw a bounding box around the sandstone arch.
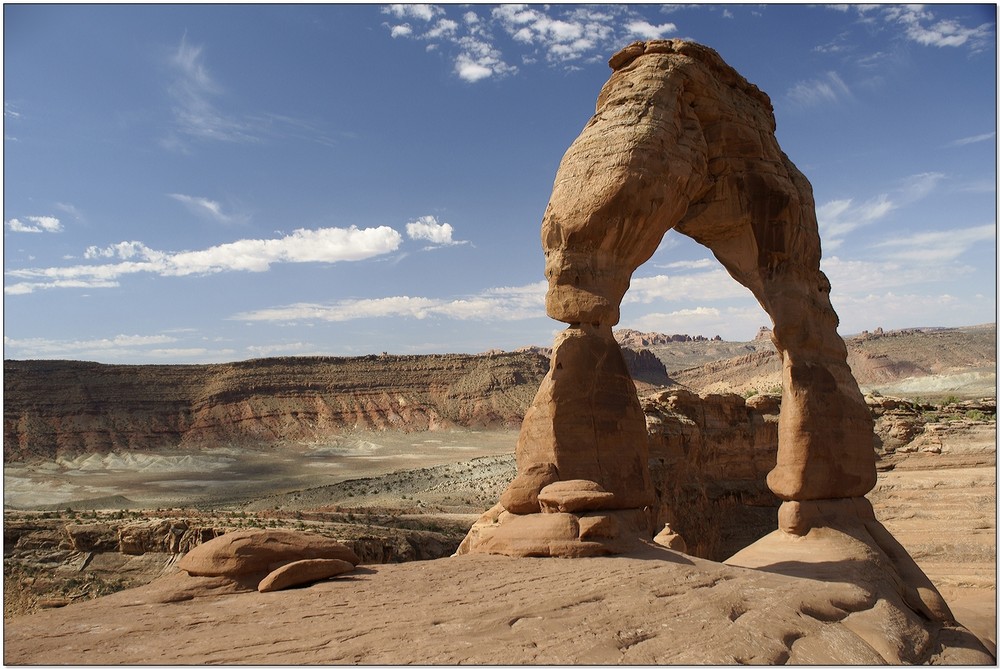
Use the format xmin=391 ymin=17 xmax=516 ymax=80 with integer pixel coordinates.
xmin=458 ymin=41 xmax=889 ymax=563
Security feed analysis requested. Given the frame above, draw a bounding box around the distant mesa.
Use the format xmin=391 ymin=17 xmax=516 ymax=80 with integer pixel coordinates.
xmin=614 ymin=328 xmax=718 ymax=347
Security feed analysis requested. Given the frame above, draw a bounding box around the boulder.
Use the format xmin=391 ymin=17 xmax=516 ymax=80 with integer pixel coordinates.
xmin=537 ymin=480 xmax=616 ymax=513
xmin=258 ymin=558 xmax=355 ymax=593
xmin=177 ymin=530 xmax=360 ymax=579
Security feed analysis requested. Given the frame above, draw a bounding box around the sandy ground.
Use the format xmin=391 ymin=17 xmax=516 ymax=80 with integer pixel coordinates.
xmin=3 ymin=430 xmax=518 ymax=509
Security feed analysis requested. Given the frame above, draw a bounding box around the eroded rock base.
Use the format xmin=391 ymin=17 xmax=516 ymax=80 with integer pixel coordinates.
xmin=456 ymin=503 xmax=652 ymax=557
xmin=725 ymin=497 xmax=989 ymax=663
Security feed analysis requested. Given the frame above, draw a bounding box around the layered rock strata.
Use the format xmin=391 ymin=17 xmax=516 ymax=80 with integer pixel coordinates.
xmin=3 ymin=353 xmax=549 ymax=462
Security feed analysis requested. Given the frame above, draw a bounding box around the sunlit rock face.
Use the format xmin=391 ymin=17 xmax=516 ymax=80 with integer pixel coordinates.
xmin=461 ymin=39 xmax=875 ymax=558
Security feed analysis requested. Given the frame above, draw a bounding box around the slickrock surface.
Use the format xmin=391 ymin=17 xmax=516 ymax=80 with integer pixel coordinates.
xmin=4 ymin=544 xmax=991 ymax=665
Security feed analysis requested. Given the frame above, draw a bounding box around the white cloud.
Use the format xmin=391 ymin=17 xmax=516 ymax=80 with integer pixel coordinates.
xmin=816 ymin=195 xmax=895 ymax=248
xmin=84 ymin=241 xmax=163 ymax=261
xmin=234 ymin=281 xmax=548 ymax=324
xmin=169 ymin=193 xmax=241 ymax=224
xmin=817 ymin=172 xmax=945 ymax=249
xmin=3 ymin=334 xmax=177 ymax=357
xmin=54 ymin=202 xmax=84 ymax=220
xmin=390 ymin=24 xmax=413 ymax=38
xmin=454 ymin=36 xmax=517 ymax=82
xmin=947 ymin=131 xmax=997 ymax=148
xmin=405 ymin=215 xmax=461 ymax=245
xmin=625 ymin=270 xmax=754 ymax=304
xmin=874 ymin=224 xmax=995 ymax=263
xmin=245 ymin=342 xmax=316 ymax=357
xmin=625 ymin=20 xmax=677 ymax=40
xmin=786 ymin=71 xmax=852 ymax=107
xmin=883 ymin=6 xmax=995 ymax=51
xmin=163 ymin=35 xmax=338 ymax=150
xmin=383 ymin=5 xmax=689 ymax=81
xmin=383 ymin=4 xmax=442 ymax=22
xmin=627 ymin=305 xmax=768 ymax=341
xmin=821 ymin=254 xmax=979 ymax=297
xmin=5 ymin=215 xmax=63 ymax=233
xmin=166 ymin=35 xmax=256 ymax=145
xmin=5 ymin=226 xmax=403 ymax=295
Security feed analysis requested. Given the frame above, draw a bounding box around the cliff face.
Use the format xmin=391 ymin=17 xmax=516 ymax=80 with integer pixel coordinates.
xmin=3 ymin=353 xmax=550 ymax=462
xmin=643 ymin=390 xmax=780 ymax=561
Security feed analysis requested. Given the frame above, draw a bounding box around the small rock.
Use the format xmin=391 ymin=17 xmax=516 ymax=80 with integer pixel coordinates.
xmin=178 ymin=530 xmax=360 ymax=579
xmin=537 ymin=480 xmax=616 ymax=513
xmin=258 ymin=558 xmax=355 ymax=593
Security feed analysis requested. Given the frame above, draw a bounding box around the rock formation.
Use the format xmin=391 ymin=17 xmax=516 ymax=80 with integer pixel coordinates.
xmin=177 ymin=529 xmax=360 ymax=592
xmin=458 ymin=36 xmax=953 ymax=630
xmin=460 ymin=39 xmax=876 ymax=557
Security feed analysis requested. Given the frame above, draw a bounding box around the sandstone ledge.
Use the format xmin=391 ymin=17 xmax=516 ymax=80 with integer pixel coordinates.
xmin=4 ymin=545 xmax=991 ymax=665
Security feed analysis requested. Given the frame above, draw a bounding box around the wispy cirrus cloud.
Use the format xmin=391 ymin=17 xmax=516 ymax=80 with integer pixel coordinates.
xmin=874 ymin=223 xmax=995 ymax=263
xmin=946 ymin=131 xmax=996 ymax=148
xmin=5 ymin=215 xmax=63 ymax=233
xmin=5 ymin=226 xmax=403 ymax=295
xmin=785 ymin=71 xmax=852 ymax=108
xmin=169 ymin=193 xmax=244 ymax=224
xmin=234 ymin=281 xmax=548 ymax=324
xmin=3 ymin=333 xmax=237 ymax=362
xmin=817 ymin=172 xmax=945 ymax=249
xmin=382 ymin=4 xmax=680 ymax=83
xmin=162 ymin=35 xmax=340 ymax=150
xmin=165 ymin=35 xmax=256 ymax=146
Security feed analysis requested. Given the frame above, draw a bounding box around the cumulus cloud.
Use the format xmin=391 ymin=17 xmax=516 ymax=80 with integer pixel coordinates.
xmin=383 ymin=5 xmax=687 ymax=82
xmin=5 ymin=216 xmax=63 ymax=233
xmin=5 ymin=226 xmax=403 ymax=295
xmin=383 ymin=4 xmax=443 ymax=22
xmin=454 ymin=36 xmax=518 ymax=82
xmin=405 ymin=215 xmax=464 ymax=246
xmin=625 ymin=20 xmax=677 ymax=40
xmin=233 ymin=281 xmax=548 ymax=323
xmin=883 ymin=5 xmax=995 ymax=51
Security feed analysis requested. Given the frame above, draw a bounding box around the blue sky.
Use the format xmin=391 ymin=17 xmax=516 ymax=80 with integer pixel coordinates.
xmin=3 ymin=3 xmax=996 ymax=363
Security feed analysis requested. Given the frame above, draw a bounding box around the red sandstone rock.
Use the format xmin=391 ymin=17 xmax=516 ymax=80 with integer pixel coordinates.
xmin=177 ymin=529 xmax=360 ymax=579
xmin=258 ymin=558 xmax=355 ymax=593
xmin=464 ymin=39 xmax=878 ymax=558
xmin=537 ymin=479 xmax=616 ymax=513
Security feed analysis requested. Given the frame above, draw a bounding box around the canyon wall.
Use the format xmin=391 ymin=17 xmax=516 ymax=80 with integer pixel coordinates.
xmin=3 ymin=354 xmax=550 ymax=462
